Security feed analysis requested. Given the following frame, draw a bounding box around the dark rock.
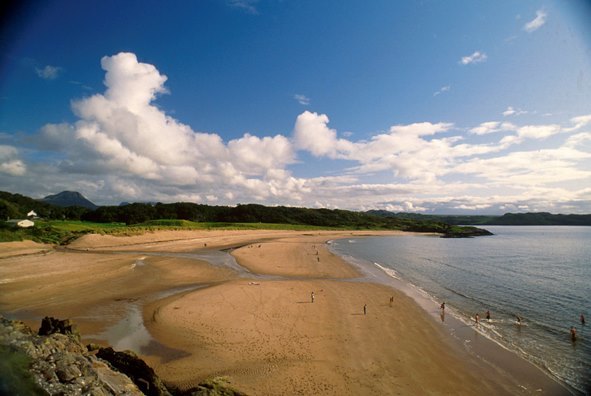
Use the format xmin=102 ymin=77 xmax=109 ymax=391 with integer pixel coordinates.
xmin=38 ymin=316 xmax=78 ymax=338
xmin=95 ymin=347 xmax=171 ymax=396
xmin=179 ymin=377 xmax=248 ymax=396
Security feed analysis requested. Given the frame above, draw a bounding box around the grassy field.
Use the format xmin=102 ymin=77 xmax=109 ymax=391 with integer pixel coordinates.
xmin=0 ymin=219 xmax=347 ymax=245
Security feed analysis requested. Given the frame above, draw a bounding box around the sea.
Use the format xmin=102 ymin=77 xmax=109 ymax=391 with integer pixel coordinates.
xmin=329 ymin=226 xmax=590 ymax=395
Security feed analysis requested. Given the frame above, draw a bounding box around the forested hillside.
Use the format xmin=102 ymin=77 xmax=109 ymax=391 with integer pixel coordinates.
xmin=0 ymin=191 xmax=491 ymax=238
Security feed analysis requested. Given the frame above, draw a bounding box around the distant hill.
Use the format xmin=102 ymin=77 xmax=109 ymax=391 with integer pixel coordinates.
xmin=41 ymin=191 xmax=98 ymax=210
xmin=366 ymin=210 xmax=591 ymax=226
xmin=485 ymin=212 xmax=591 ymax=226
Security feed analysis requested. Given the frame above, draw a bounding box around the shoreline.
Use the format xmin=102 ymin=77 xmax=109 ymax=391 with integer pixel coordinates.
xmin=329 ymin=239 xmax=575 ymax=395
xmin=0 ymin=230 xmax=572 ymax=394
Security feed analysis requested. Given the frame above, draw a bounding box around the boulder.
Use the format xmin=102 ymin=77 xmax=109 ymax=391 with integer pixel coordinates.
xmin=38 ymin=316 xmax=78 ymax=337
xmin=94 ymin=347 xmax=171 ymax=396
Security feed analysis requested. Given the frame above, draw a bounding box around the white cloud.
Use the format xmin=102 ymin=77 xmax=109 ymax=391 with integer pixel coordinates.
xmin=567 ymin=114 xmax=591 ymax=132
xmin=228 ymin=133 xmax=294 ymax=175
xmin=35 ymin=65 xmax=62 ymax=80
xmin=502 ymin=106 xmax=527 ymax=117
xmin=31 ymin=52 xmax=303 ymax=202
xmin=292 ymin=111 xmax=354 ymax=158
xmin=228 ymin=0 xmax=258 ymax=14
xmin=433 ymin=85 xmax=450 ymax=97
xmin=389 ymin=122 xmax=453 ymax=136
xmin=517 ymin=124 xmax=561 ymax=139
xmin=6 ymin=52 xmax=591 ymax=214
xmin=294 ymin=94 xmax=310 ymax=106
xmin=0 ymin=145 xmax=26 ymax=176
xmin=523 ymin=9 xmax=547 ymax=33
xmin=460 ymin=51 xmax=487 ymax=65
xmin=470 ymin=121 xmax=517 ymax=135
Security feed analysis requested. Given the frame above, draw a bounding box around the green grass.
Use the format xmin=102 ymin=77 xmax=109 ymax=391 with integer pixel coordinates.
xmin=0 ymin=219 xmax=350 ymax=245
xmin=35 ymin=220 xmax=127 ymax=232
xmin=0 ymin=345 xmax=46 ymax=395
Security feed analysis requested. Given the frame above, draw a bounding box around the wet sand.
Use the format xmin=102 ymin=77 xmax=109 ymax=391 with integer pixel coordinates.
xmin=0 ymin=230 xmax=568 ymax=395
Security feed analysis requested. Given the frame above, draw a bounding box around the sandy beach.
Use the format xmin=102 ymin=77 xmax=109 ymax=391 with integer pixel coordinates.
xmin=0 ymin=230 xmax=561 ymax=395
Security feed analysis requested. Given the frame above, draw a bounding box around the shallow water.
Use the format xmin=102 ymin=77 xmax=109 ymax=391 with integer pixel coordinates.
xmin=331 ymin=226 xmax=590 ymax=395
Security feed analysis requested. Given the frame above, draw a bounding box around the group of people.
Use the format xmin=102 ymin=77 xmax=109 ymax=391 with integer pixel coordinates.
xmin=440 ymin=301 xmax=586 ymax=343
xmin=473 ymin=310 xmax=492 ymax=325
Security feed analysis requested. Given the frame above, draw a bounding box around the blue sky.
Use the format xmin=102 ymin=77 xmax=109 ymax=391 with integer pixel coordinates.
xmin=1 ymin=0 xmax=591 ymax=213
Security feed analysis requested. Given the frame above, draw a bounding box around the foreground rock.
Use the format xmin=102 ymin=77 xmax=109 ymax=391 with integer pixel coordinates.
xmin=0 ymin=316 xmax=246 ymax=396
xmin=1 ymin=316 xmax=143 ymax=395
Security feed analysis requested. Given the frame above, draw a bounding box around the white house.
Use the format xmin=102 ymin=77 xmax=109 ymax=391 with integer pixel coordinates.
xmin=27 ymin=210 xmax=37 ymax=218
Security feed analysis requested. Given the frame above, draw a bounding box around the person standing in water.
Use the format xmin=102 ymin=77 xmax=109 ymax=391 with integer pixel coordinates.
xmin=486 ymin=310 xmax=491 ymax=321
xmin=516 ymin=315 xmax=522 ymax=325
xmin=475 ymin=313 xmax=480 ymax=325
xmin=440 ymin=302 xmax=445 ymax=311
xmin=570 ymin=326 xmax=577 ymax=341
xmin=581 ymin=314 xmax=586 ymax=326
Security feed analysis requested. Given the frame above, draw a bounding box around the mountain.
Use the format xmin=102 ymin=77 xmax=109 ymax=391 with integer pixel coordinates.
xmin=41 ymin=191 xmax=98 ymax=210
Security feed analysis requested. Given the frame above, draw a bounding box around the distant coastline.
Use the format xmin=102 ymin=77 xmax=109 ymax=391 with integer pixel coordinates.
xmin=368 ymin=210 xmax=591 ymax=226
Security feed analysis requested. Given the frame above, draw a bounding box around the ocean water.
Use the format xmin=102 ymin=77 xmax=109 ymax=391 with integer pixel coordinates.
xmin=330 ymin=226 xmax=590 ymax=394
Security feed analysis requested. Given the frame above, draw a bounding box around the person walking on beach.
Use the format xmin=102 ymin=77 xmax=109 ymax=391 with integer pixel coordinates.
xmin=475 ymin=313 xmax=480 ymax=325
xmin=389 ymin=296 xmax=394 ymax=306
xmin=581 ymin=314 xmax=586 ymax=326
xmin=311 ymin=291 xmax=315 ymax=303
xmin=363 ymin=304 xmax=367 ymax=315
xmin=570 ymin=326 xmax=577 ymax=342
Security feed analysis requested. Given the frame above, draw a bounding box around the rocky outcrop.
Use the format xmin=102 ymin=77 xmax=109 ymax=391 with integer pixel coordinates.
xmin=0 ymin=316 xmax=247 ymax=396
xmin=92 ymin=347 xmax=171 ymax=396
xmin=0 ymin=316 xmax=142 ymax=395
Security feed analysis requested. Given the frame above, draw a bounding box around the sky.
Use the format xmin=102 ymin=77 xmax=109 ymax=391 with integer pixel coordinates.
xmin=1 ymin=0 xmax=591 ymax=214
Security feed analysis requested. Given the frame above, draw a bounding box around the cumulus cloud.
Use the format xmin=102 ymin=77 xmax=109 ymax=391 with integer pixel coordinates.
xmin=34 ymin=52 xmax=301 ymax=203
xmin=292 ymin=111 xmax=354 ymax=158
xmin=523 ymin=9 xmax=547 ymax=33
xmin=35 ymin=65 xmax=62 ymax=80
xmin=460 ymin=51 xmax=487 ymax=65
xmin=6 ymin=52 xmax=591 ymax=214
